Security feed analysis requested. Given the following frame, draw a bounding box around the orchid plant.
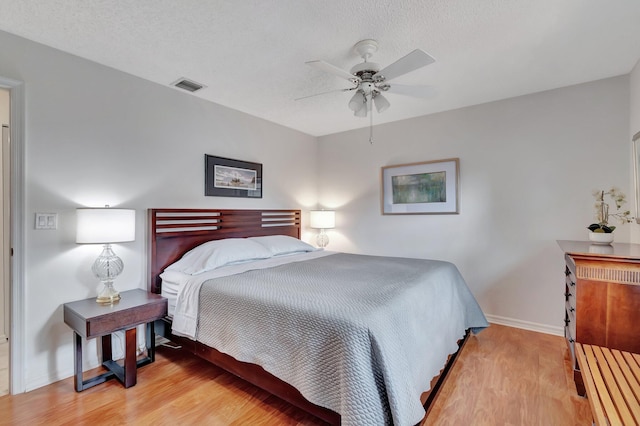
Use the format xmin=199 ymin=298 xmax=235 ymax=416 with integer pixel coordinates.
xmin=587 ymin=188 xmax=634 ymax=233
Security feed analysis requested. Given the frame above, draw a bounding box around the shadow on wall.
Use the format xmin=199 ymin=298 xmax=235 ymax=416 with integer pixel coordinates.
xmin=37 ymin=305 xmax=72 ymax=386
xmin=482 ymin=241 xmax=564 ymax=329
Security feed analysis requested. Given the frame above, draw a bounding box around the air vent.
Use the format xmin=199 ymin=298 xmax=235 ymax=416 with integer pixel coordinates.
xmin=171 ymin=78 xmax=206 ymax=93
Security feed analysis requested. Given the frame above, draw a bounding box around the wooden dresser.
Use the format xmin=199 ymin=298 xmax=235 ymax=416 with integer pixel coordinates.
xmin=558 ymin=240 xmax=640 ymax=396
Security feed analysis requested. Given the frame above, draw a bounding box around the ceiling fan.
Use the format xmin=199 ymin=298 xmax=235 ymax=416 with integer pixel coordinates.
xmin=299 ymin=39 xmax=436 ymax=118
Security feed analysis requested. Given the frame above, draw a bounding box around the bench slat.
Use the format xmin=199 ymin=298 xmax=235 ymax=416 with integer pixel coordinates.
xmin=613 ymin=350 xmax=640 ymax=422
xmin=587 ymin=345 xmax=624 ymax=425
xmin=577 ymin=343 xmax=640 ymax=426
xmin=603 ymin=347 xmax=640 ymax=424
xmin=626 ymin=352 xmax=640 ymax=385
xmin=577 ymin=343 xmax=612 ymax=426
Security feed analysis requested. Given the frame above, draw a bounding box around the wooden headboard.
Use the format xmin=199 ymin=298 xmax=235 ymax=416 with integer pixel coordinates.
xmin=148 ymin=208 xmax=301 ymax=293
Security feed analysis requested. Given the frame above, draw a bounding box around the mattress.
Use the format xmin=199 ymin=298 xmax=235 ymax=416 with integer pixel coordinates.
xmin=160 ymin=278 xmax=179 ymax=317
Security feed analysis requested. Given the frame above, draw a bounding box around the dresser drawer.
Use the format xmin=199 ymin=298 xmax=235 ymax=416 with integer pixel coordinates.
xmin=564 ymin=306 xmax=577 ymax=367
xmin=564 ymin=262 xmax=578 ymax=369
xmin=564 ymin=263 xmax=576 ymax=287
xmin=564 ymin=284 xmax=575 ymax=321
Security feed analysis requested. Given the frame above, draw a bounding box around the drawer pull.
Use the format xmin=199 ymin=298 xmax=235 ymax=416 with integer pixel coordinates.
xmin=569 ymin=338 xmax=575 ymax=343
xmin=564 ymin=292 xmax=572 ymax=298
xmin=564 ymin=318 xmax=570 ymax=326
xmin=570 ymin=281 xmax=575 ymax=287
xmin=570 ymin=307 xmax=575 ymax=312
xmin=565 ymin=266 xmax=570 ymax=276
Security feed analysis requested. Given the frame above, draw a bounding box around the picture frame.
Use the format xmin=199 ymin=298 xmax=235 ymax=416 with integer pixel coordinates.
xmin=204 ymin=154 xmax=262 ymax=198
xmin=381 ymin=158 xmax=459 ymax=215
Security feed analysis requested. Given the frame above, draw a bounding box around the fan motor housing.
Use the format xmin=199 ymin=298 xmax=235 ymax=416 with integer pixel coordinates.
xmin=350 ymin=61 xmax=380 ymax=77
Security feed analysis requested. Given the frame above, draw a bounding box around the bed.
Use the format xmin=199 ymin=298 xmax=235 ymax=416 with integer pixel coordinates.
xmin=148 ymin=208 xmax=488 ymax=425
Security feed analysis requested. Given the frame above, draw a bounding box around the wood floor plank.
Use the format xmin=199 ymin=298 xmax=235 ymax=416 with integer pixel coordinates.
xmin=424 ymin=324 xmax=590 ymax=425
xmin=0 ymin=324 xmax=591 ymax=425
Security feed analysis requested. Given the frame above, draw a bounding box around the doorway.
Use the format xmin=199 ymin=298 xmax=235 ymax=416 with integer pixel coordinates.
xmin=0 ymin=88 xmax=9 ymax=396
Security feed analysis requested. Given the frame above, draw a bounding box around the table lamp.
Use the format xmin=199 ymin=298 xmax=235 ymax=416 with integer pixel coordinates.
xmin=76 ymin=207 xmax=135 ymax=303
xmin=310 ymin=210 xmax=335 ymax=248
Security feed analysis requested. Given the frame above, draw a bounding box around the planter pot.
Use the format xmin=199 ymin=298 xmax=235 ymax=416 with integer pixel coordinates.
xmin=589 ymin=244 xmax=614 ymax=254
xmin=588 ymin=231 xmax=614 ymax=245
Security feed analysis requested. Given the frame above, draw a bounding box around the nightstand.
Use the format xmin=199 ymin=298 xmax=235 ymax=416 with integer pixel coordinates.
xmin=63 ymin=289 xmax=167 ymax=391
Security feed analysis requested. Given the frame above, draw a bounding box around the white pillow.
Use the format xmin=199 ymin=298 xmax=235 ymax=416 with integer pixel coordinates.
xmin=249 ymin=235 xmax=317 ymax=256
xmin=166 ymin=238 xmax=272 ymax=275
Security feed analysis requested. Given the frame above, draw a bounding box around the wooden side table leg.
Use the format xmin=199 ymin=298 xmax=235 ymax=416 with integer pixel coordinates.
xmin=147 ymin=321 xmax=155 ymax=362
xmin=123 ymin=327 xmax=137 ymax=388
xmin=101 ymin=334 xmax=112 ymax=363
xmin=73 ymin=332 xmax=83 ymax=392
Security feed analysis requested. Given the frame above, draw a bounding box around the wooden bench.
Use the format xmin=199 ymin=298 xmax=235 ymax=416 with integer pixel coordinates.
xmin=575 ymin=343 xmax=640 ymax=425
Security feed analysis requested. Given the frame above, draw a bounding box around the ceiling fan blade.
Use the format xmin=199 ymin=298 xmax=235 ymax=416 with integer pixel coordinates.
xmin=306 ymin=60 xmax=358 ymax=82
xmin=373 ymin=49 xmax=435 ymax=82
xmin=294 ymin=87 xmax=355 ymax=101
xmin=385 ymin=84 xmax=436 ymax=98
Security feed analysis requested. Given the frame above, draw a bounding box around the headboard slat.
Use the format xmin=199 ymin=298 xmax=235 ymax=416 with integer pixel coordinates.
xmin=148 ymin=208 xmax=302 ymax=294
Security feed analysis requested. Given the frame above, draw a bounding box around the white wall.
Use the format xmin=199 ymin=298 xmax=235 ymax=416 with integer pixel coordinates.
xmin=630 ymin=59 xmax=640 ymax=243
xmin=0 ymin=30 xmax=318 ymax=390
xmin=317 ymin=76 xmax=631 ymax=332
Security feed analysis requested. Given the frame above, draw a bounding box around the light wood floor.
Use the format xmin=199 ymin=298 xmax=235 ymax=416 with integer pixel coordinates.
xmin=0 ymin=324 xmax=592 ymax=425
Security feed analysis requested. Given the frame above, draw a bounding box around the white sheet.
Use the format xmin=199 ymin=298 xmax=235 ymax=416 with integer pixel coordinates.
xmin=160 ymin=250 xmax=333 ymax=338
xmin=160 ymin=278 xmax=179 ymax=317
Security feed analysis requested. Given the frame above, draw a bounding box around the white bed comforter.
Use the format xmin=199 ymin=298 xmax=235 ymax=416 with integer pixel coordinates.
xmin=164 ymin=252 xmax=488 ymax=425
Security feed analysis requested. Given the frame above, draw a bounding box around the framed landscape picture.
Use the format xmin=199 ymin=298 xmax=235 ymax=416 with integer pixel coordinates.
xmin=205 ymin=154 xmax=262 ymax=198
xmin=381 ymin=158 xmax=459 ymax=215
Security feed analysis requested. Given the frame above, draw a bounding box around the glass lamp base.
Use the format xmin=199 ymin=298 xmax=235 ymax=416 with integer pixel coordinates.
xmin=316 ymin=231 xmax=329 ymax=248
xmin=96 ymin=282 xmax=120 ymax=304
xmin=92 ymin=244 xmax=124 ymax=304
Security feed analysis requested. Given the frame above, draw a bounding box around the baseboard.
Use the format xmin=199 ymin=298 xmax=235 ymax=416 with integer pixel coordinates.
xmin=485 ymin=314 xmax=563 ymax=336
xmin=26 ymin=368 xmax=73 ymax=392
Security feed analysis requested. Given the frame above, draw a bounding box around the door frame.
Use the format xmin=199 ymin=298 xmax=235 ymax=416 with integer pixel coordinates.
xmin=1 ymin=124 xmax=8 ymax=343
xmin=0 ymin=76 xmax=25 ymax=394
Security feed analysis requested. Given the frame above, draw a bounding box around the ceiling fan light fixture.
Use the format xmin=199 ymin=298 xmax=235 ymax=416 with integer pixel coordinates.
xmin=348 ymin=91 xmax=365 ymax=112
xmin=353 ymin=94 xmax=370 ymax=117
xmin=354 ymin=106 xmax=368 ymax=118
xmin=373 ymin=93 xmax=390 ymax=113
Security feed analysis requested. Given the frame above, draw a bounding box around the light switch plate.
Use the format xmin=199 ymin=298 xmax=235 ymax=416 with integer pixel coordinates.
xmin=35 ymin=213 xmax=58 ymax=230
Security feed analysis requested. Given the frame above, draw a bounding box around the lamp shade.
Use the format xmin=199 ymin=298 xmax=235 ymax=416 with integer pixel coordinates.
xmin=76 ymin=208 xmax=136 ymax=244
xmin=310 ymin=210 xmax=335 ymax=229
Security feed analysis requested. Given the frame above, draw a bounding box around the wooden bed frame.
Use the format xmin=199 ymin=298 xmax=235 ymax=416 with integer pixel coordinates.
xmin=148 ymin=208 xmax=468 ymax=424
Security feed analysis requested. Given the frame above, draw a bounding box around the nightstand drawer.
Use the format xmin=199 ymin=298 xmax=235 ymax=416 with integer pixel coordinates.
xmin=64 ymin=290 xmax=167 ymax=338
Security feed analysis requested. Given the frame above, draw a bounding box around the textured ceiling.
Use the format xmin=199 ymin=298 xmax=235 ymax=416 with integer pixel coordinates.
xmin=1 ymin=1 xmax=639 ymax=136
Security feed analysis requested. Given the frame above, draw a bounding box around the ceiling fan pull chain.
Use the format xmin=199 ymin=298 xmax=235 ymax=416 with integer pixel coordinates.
xmin=369 ymin=104 xmax=374 ymax=144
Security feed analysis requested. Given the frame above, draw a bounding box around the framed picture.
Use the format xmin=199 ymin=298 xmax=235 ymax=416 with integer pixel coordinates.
xmin=381 ymin=158 xmax=459 ymax=215
xmin=205 ymin=154 xmax=262 ymax=198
